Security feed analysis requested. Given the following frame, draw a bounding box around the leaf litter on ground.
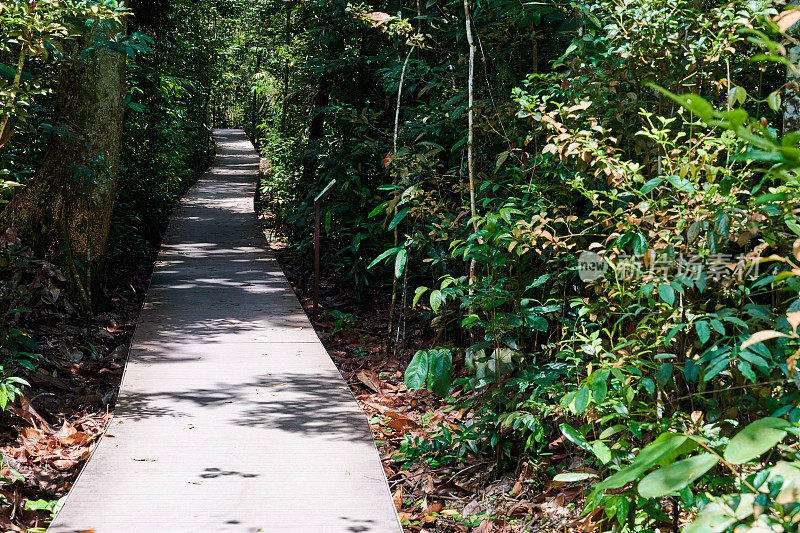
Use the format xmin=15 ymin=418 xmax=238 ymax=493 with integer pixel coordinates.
xmin=272 ymin=238 xmax=583 ymax=533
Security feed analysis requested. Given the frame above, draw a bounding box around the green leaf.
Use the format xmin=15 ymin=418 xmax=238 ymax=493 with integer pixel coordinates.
xmin=640 ymin=177 xmax=661 ymax=194
xmin=738 ymin=360 xmax=757 ymax=383
xmin=656 ymin=363 xmax=673 ymax=388
xmin=461 ymin=314 xmax=479 ymax=327
xmin=394 ymin=249 xmax=407 ymax=279
xmin=592 ymin=441 xmax=612 ymax=464
xmin=665 ymin=174 xmax=696 ymax=194
xmin=429 ymin=290 xmax=444 ymax=313
xmin=658 ymin=283 xmax=675 ymax=306
xmin=656 ymin=433 xmax=699 ymax=467
xmin=687 ymin=221 xmax=703 ymax=243
xmin=595 ymin=434 xmax=688 ymax=491
xmin=559 ymin=423 xmax=590 ymax=451
xmin=367 ymin=246 xmax=400 ymax=269
xmin=24 ymin=499 xmax=55 ymax=512
xmin=632 ymin=233 xmax=647 ymax=255
xmin=525 ymin=274 xmax=551 ymax=290
xmin=715 ymin=213 xmax=731 ymax=239
xmin=682 ymin=507 xmax=736 ymax=533
xmin=554 ymin=472 xmax=597 ymax=482
xmin=638 ymin=453 xmax=719 ymax=498
xmin=767 ymin=90 xmax=782 ymax=112
xmin=426 ymin=349 xmax=453 ymax=396
xmin=664 ymin=324 xmax=685 ymax=345
xmin=495 ymin=150 xmax=510 ymax=172
xmin=591 ymin=378 xmax=608 ymax=403
xmin=649 ymin=84 xmax=715 ymax=121
xmin=387 ymin=207 xmax=410 ymax=231
xmin=402 ymin=349 xmax=453 ymax=396
xmin=574 ymin=385 xmax=590 ymax=414
xmin=404 ymin=350 xmax=430 ymax=390
xmin=368 ymin=201 xmax=389 ymax=218
xmin=724 ymin=417 xmax=790 ymax=464
xmin=412 ymin=286 xmax=428 ymax=306
xmin=695 ymin=321 xmax=710 ymax=345
xmin=728 ymin=86 xmax=747 ymax=107
xmin=739 ymin=349 xmax=770 ymax=369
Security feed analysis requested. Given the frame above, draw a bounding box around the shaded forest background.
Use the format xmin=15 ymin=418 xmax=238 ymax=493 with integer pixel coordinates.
xmin=2 ymin=0 xmax=800 ymax=531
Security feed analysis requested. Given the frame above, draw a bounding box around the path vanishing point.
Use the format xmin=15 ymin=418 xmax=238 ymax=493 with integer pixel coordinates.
xmin=48 ymin=129 xmax=402 ymax=533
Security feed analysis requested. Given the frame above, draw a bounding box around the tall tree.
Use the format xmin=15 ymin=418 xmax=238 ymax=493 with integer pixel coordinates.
xmin=0 ymin=21 xmax=128 ymax=314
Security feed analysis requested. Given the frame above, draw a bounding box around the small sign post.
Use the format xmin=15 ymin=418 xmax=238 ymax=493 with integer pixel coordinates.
xmin=313 ymin=179 xmax=336 ymax=321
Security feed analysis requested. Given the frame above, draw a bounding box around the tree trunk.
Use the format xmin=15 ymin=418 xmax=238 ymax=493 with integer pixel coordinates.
xmin=0 ymin=27 xmax=127 ymax=315
xmin=251 ymin=49 xmax=261 ymax=144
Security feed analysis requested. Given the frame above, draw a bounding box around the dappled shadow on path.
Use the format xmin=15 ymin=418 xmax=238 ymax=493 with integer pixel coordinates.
xmin=48 ymin=128 xmax=400 ymax=533
xmin=116 ymin=372 xmax=372 ymax=443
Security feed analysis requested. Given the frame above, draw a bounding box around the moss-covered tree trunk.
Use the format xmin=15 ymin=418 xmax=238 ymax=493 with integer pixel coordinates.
xmin=0 ymin=29 xmax=127 ymax=315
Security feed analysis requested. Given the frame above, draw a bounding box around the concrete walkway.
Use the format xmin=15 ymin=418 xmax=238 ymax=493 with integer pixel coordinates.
xmin=49 ymin=129 xmax=401 ymax=533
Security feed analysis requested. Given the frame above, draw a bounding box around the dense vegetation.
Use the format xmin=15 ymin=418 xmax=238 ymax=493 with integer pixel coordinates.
xmin=3 ymin=0 xmax=800 ymax=531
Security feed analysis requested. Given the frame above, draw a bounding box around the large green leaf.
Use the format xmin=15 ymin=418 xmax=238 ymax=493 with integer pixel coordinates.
xmin=394 ymin=248 xmax=407 ymax=278
xmin=682 ymin=504 xmax=737 ymax=533
xmin=723 ymin=417 xmax=790 ymax=464
xmin=559 ymin=424 xmax=590 ymax=451
xmin=554 ymin=472 xmax=597 ymax=482
xmin=640 ymin=177 xmax=661 ymax=194
xmin=658 ymin=283 xmax=675 ymax=306
xmin=404 ymin=350 xmax=430 ymax=390
xmin=367 ymin=246 xmax=400 ymax=269
xmin=387 ymin=207 xmax=410 ymax=230
xmin=656 ymin=363 xmax=672 ymax=388
xmin=638 ymin=453 xmax=719 ymax=498
xmin=695 ymin=321 xmax=710 ymax=345
xmin=574 ymin=385 xmax=590 ymax=414
xmin=429 ymin=290 xmax=444 ymax=312
xmin=404 ymin=349 xmax=452 ymax=396
xmin=595 ymin=434 xmax=688 ymax=491
xmin=591 ymin=441 xmax=612 ymax=464
xmin=426 ymin=349 xmax=452 ymax=396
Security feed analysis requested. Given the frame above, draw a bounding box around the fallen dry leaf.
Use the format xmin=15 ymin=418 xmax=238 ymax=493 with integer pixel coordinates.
xmin=392 ymin=488 xmax=403 ymax=510
xmin=13 ymin=394 xmax=52 ymax=431
xmin=472 ymin=520 xmax=494 ymax=533
xmin=58 ymin=431 xmax=92 ymax=447
xmin=776 ymin=7 xmax=800 ymax=33
xmin=422 ymin=502 xmax=442 ymax=515
xmin=54 ymin=420 xmax=76 ymax=440
xmin=356 ymin=369 xmax=382 ymax=394
xmin=387 ymin=419 xmax=418 ymax=431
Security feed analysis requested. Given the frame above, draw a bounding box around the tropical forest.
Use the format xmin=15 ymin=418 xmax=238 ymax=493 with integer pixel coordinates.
xmin=1 ymin=0 xmax=800 ymax=532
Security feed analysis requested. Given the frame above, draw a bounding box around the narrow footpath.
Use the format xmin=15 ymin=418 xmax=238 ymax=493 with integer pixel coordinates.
xmin=49 ymin=129 xmax=401 ymax=533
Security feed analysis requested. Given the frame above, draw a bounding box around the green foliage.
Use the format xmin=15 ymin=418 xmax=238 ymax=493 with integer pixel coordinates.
xmin=404 ymin=348 xmax=452 ymax=397
xmin=109 ymin=0 xmax=213 ymax=255
xmin=0 ymin=242 xmax=38 ymax=412
xmin=329 ymin=310 xmax=355 ymax=335
xmin=162 ymin=0 xmax=800 ymax=529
